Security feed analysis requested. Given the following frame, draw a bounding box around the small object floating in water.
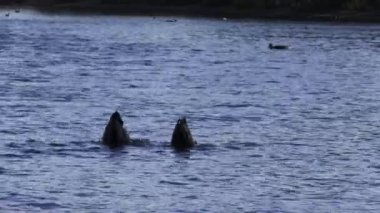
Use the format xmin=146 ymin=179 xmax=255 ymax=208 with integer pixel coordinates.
xmin=165 ymin=19 xmax=177 ymax=23
xmin=102 ymin=111 xmax=131 ymax=149
xmin=5 ymin=13 xmax=10 ymax=17
xmin=268 ymin=43 xmax=289 ymax=50
xmin=15 ymin=9 xmax=20 ymax=13
xmin=222 ymin=17 xmax=228 ymax=21
xmin=171 ymin=117 xmax=197 ymax=151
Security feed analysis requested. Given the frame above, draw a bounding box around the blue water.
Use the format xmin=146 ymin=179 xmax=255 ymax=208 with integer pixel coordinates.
xmin=0 ymin=10 xmax=379 ymax=212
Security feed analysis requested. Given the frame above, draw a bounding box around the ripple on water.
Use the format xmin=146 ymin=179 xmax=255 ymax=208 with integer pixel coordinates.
xmin=21 ymin=149 xmax=44 ymax=155
xmin=130 ymin=138 xmax=152 ymax=147
xmin=183 ymin=195 xmax=198 ymax=199
xmin=0 ymin=130 xmax=19 ymax=135
xmin=194 ymin=143 xmax=217 ymax=151
xmin=0 ymin=166 xmax=5 ymax=174
xmin=48 ymin=142 xmax=67 ymax=147
xmin=0 ymin=153 xmax=31 ymax=159
xmin=240 ymin=142 xmax=262 ymax=147
xmin=224 ymin=144 xmax=241 ymax=150
xmin=213 ymin=103 xmax=252 ymax=108
xmin=73 ymin=192 xmax=96 ymax=198
xmin=159 ymin=180 xmax=189 ymax=186
xmin=26 ymin=202 xmax=64 ymax=210
xmin=5 ymin=142 xmax=22 ymax=149
xmin=223 ymin=141 xmax=262 ymax=151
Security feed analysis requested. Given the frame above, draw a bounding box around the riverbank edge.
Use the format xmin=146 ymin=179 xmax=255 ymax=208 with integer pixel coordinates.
xmin=2 ymin=3 xmax=380 ymax=23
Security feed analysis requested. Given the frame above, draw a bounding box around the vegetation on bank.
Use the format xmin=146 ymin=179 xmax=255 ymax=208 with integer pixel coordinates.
xmin=1 ymin=0 xmax=380 ymax=21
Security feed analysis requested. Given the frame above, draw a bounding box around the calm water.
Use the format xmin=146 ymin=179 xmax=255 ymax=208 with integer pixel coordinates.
xmin=0 ymin=10 xmax=379 ymax=212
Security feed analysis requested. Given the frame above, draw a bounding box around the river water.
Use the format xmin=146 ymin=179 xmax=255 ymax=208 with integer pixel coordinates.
xmin=0 ymin=10 xmax=379 ymax=212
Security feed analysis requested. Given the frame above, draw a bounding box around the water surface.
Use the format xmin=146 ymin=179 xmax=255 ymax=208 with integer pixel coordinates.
xmin=0 ymin=10 xmax=379 ymax=212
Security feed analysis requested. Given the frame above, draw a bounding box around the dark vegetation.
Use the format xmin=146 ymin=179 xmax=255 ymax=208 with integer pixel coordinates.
xmin=2 ymin=0 xmax=380 ymax=21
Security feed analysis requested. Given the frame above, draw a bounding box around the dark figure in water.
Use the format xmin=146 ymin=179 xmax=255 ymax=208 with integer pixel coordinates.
xmin=268 ymin=43 xmax=288 ymax=50
xmin=171 ymin=117 xmax=196 ymax=150
xmin=102 ymin=111 xmax=130 ymax=148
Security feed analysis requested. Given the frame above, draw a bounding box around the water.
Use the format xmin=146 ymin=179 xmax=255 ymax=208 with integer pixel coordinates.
xmin=0 ymin=10 xmax=379 ymax=212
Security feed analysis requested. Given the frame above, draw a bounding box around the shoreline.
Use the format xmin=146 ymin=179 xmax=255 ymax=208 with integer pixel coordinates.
xmin=2 ymin=4 xmax=380 ymax=23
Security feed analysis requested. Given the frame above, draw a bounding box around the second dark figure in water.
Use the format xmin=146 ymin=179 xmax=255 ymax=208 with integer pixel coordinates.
xmin=268 ymin=43 xmax=289 ymax=50
xmin=171 ymin=117 xmax=196 ymax=150
xmin=102 ymin=111 xmax=131 ymax=148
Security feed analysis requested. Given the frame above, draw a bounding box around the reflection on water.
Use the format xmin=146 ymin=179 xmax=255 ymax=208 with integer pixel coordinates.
xmin=0 ymin=10 xmax=379 ymax=212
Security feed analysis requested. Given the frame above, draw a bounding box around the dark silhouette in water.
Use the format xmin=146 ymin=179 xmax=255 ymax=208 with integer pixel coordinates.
xmin=165 ymin=19 xmax=177 ymax=23
xmin=171 ymin=117 xmax=196 ymax=150
xmin=268 ymin=43 xmax=289 ymax=50
xmin=102 ymin=111 xmax=131 ymax=148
